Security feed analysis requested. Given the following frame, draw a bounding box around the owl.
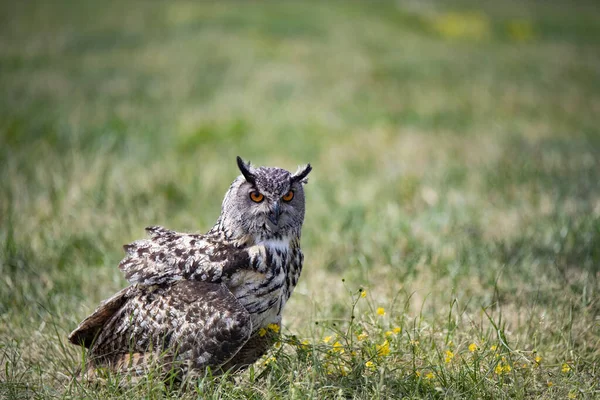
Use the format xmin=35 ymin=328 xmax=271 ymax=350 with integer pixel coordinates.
xmin=68 ymin=157 xmax=312 ymax=379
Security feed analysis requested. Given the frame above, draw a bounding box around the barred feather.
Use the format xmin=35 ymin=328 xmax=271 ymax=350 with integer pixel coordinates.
xmin=118 ymin=226 xmax=251 ymax=286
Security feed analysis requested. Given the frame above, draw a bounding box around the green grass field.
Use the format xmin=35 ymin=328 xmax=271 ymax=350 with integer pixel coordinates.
xmin=1 ymin=0 xmax=599 ymax=398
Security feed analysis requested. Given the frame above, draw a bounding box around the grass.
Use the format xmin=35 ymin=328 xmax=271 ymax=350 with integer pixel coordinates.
xmin=1 ymin=0 xmax=599 ymax=398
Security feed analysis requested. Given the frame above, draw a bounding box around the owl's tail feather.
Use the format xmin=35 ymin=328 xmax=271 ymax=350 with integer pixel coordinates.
xmin=68 ymin=286 xmax=135 ymax=348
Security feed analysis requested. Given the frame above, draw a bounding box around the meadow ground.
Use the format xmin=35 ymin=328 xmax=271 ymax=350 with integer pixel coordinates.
xmin=1 ymin=0 xmax=599 ymax=398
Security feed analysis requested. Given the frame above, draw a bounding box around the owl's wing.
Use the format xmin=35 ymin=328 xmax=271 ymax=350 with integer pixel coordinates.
xmin=68 ymin=285 xmax=138 ymax=348
xmin=119 ymin=226 xmax=252 ymax=286
xmin=86 ymin=280 xmax=252 ymax=374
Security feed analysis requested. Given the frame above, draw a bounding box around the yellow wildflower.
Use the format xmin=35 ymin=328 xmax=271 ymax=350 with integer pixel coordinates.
xmin=267 ymin=323 xmax=280 ymax=333
xmin=430 ymin=12 xmax=491 ymax=41
xmin=468 ymin=343 xmax=478 ymax=352
xmin=332 ymin=341 xmax=345 ymax=354
xmin=376 ymin=340 xmax=391 ymax=356
xmin=568 ymin=392 xmax=577 ymax=399
xmin=561 ymin=363 xmax=571 ymax=373
xmin=365 ymin=361 xmax=375 ymax=369
xmin=495 ymin=361 xmax=512 ymax=375
xmin=323 ymin=335 xmax=332 ymax=344
xmin=300 ymin=339 xmax=310 ymax=349
xmin=444 ymin=350 xmax=454 ymax=363
xmin=506 ymin=20 xmax=534 ymax=42
xmin=376 ymin=307 xmax=385 ymax=316
xmin=361 ymin=290 xmax=367 ymax=298
xmin=415 ymin=371 xmax=421 ymax=377
xmin=263 ymin=356 xmax=276 ymax=366
xmin=547 ymin=381 xmax=553 ymax=387
xmin=425 ymin=372 xmax=434 ymax=380
xmin=357 ymin=332 xmax=368 ymax=341
xmin=490 ymin=345 xmax=497 ymax=351
xmin=386 ymin=328 xmax=401 ymax=337
xmin=534 ymin=355 xmax=542 ymax=366
xmin=258 ymin=328 xmax=267 ymax=337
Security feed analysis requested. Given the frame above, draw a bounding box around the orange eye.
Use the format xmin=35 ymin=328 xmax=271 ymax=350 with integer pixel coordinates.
xmin=249 ymin=191 xmax=264 ymax=203
xmin=282 ymin=190 xmax=294 ymax=202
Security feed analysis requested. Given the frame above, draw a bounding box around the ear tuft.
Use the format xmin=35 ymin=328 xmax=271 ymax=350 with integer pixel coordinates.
xmin=236 ymin=156 xmax=256 ymax=185
xmin=291 ymin=163 xmax=312 ymax=184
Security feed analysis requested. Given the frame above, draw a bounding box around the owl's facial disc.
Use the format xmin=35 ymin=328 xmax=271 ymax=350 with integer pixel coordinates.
xmin=224 ymin=156 xmax=310 ymax=239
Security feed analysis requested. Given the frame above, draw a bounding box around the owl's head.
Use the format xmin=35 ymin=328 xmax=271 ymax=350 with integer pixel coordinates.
xmin=214 ymin=156 xmax=312 ymax=241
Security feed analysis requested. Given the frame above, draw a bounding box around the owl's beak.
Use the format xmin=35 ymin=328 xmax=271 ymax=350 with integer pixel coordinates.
xmin=268 ymin=202 xmax=281 ymax=226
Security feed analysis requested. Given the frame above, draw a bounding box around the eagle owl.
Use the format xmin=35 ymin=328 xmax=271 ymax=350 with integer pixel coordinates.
xmin=68 ymin=157 xmax=312 ymax=378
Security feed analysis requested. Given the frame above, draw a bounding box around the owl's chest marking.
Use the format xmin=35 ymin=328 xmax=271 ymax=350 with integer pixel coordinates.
xmin=260 ymin=238 xmax=290 ymax=254
xmin=228 ymin=236 xmax=301 ymax=332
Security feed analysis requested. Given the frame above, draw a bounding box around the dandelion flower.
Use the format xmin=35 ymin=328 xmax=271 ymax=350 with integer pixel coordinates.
xmin=365 ymin=361 xmax=375 ymax=369
xmin=468 ymin=343 xmax=478 ymax=352
xmin=376 ymin=307 xmax=386 ymax=316
xmin=393 ymin=327 xmax=401 ymax=334
xmin=258 ymin=328 xmax=267 ymax=337
xmin=494 ymin=364 xmax=503 ymax=375
xmin=376 ymin=340 xmax=391 ymax=356
xmin=561 ymin=363 xmax=571 ymax=373
xmin=385 ymin=331 xmax=393 ymax=337
xmin=444 ymin=350 xmax=454 ymax=363
xmin=323 ymin=335 xmax=332 ymax=344
xmin=425 ymin=372 xmax=434 ymax=380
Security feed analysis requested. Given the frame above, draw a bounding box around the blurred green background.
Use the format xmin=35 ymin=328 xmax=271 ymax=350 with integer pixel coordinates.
xmin=1 ymin=0 xmax=599 ymax=397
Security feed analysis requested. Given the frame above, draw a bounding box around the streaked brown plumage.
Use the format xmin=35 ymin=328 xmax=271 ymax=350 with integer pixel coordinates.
xmin=69 ymin=157 xmax=311 ymax=378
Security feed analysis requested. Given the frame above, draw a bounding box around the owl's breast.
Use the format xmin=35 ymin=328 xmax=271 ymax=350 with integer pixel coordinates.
xmin=229 ymin=242 xmax=296 ymax=332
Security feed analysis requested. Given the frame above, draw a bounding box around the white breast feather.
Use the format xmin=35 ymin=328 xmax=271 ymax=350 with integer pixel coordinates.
xmin=259 ymin=238 xmax=290 ymax=253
